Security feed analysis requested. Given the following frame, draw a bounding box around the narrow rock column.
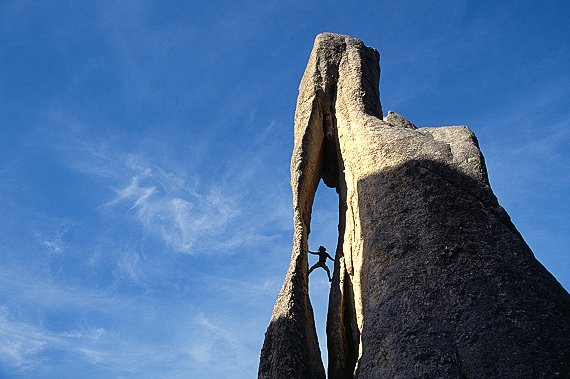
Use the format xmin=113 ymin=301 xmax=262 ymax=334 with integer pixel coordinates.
xmin=257 ymin=36 xmax=330 ymax=378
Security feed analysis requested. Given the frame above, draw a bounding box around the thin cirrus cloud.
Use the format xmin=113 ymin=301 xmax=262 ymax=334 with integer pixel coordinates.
xmin=0 ymin=270 xmax=140 ymax=373
xmin=0 ymin=264 xmax=261 ymax=377
xmin=44 ymin=113 xmax=289 ymax=257
xmin=0 ymin=309 xmax=118 ymax=372
xmin=0 ymin=304 xmax=216 ymax=377
xmin=106 ymin=170 xmax=239 ymax=254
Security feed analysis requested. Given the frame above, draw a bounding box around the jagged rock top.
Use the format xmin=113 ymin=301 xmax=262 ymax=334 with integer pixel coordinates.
xmin=385 ymin=110 xmax=417 ymax=129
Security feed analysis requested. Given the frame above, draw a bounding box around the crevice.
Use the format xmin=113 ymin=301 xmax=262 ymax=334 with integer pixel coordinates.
xmin=319 ymin=83 xmax=339 ymax=189
xmin=317 ymin=72 xmax=359 ymax=378
xmin=326 ymin=134 xmax=359 ymax=378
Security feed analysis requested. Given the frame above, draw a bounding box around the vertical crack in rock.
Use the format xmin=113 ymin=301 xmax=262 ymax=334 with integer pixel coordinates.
xmin=259 ymin=33 xmax=570 ymax=379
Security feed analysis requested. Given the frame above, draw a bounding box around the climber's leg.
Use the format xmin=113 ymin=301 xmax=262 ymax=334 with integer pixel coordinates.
xmin=323 ymin=265 xmax=332 ymax=282
xmin=308 ymin=262 xmax=319 ymax=275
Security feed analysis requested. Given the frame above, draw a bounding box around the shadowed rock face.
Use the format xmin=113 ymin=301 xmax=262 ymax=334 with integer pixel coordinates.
xmin=258 ymin=33 xmax=570 ymax=379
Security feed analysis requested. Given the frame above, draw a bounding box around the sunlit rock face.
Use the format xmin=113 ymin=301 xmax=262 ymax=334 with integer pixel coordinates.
xmin=259 ymin=33 xmax=570 ymax=379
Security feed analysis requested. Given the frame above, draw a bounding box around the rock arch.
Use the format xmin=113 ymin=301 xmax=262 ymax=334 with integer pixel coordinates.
xmin=259 ymin=33 xmax=570 ymax=379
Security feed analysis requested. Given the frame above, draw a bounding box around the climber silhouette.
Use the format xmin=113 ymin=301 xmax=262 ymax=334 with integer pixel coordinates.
xmin=308 ymin=245 xmax=335 ymax=282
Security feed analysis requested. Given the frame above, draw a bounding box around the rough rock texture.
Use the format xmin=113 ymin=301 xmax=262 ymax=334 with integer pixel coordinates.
xmin=385 ymin=110 xmax=417 ymax=129
xmin=259 ymin=33 xmax=570 ymax=379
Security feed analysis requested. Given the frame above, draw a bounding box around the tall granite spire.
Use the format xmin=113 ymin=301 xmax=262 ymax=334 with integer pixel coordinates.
xmin=259 ymin=32 xmax=570 ymax=379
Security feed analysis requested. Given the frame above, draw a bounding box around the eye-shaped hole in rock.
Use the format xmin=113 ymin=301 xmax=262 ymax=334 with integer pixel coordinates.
xmin=308 ymin=182 xmax=340 ymax=369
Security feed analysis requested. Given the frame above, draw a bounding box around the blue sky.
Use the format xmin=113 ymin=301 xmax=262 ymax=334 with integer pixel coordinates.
xmin=0 ymin=1 xmax=568 ymax=377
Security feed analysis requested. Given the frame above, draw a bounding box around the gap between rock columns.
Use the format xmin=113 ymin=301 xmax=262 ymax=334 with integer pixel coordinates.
xmin=259 ymin=32 xmax=381 ymax=379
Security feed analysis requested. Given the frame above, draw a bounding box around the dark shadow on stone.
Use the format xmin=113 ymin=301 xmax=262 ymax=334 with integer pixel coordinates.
xmin=323 ymin=104 xmax=359 ymax=378
xmin=259 ymin=313 xmax=323 ymax=379
xmin=353 ymin=158 xmax=570 ymax=378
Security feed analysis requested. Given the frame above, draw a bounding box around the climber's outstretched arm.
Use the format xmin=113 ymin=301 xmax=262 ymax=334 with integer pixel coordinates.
xmin=308 ymin=250 xmax=318 ymax=255
xmin=327 ymin=253 xmax=335 ymax=261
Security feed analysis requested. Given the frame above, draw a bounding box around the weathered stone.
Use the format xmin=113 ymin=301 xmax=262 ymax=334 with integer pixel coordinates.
xmin=259 ymin=32 xmax=570 ymax=379
xmin=385 ymin=110 xmax=417 ymax=129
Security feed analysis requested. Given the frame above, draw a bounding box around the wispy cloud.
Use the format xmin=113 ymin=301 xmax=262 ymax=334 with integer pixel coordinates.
xmin=185 ymin=313 xmax=255 ymax=375
xmin=0 ymin=279 xmax=262 ymax=377
xmin=43 ymin=109 xmax=292 ymax=257
xmin=37 ymin=220 xmax=71 ymax=255
xmin=0 ymin=307 xmax=47 ymax=370
xmin=0 ymin=297 xmax=135 ymax=371
xmin=0 ymin=306 xmax=154 ymax=375
xmin=116 ymin=246 xmax=149 ymax=289
xmin=3 ymin=85 xmax=297 ymax=375
xmin=196 ymin=276 xmax=281 ymax=305
xmin=0 ymin=267 xmax=192 ymax=375
xmin=104 ymin=161 xmax=240 ymax=254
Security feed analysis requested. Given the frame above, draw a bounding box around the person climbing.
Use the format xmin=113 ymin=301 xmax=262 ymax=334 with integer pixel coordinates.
xmin=308 ymin=245 xmax=335 ymax=282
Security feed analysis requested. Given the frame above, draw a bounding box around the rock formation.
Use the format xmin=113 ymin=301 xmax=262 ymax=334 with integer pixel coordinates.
xmin=259 ymin=33 xmax=570 ymax=379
